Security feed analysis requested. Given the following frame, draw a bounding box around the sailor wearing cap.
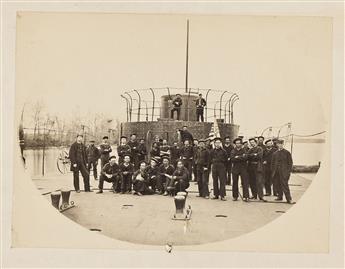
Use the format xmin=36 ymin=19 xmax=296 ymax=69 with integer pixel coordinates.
xmin=195 ymin=93 xmax=207 ymax=122
xmin=86 ymin=139 xmax=101 ymax=180
xmin=119 ymin=154 xmax=134 ymax=194
xmin=69 ymin=134 xmax=91 ymax=192
xmin=257 ymin=136 xmax=266 ymax=150
xmin=97 ymin=156 xmax=121 ymax=194
xmin=145 ymin=157 xmax=160 ymax=192
xmin=180 ymin=139 xmax=194 ymax=180
xmin=117 ymin=136 xmax=131 ymax=164
xmin=170 ymin=94 xmax=183 ymax=120
xmin=263 ymin=139 xmax=276 ymax=196
xmin=271 ymin=139 xmax=295 ymax=204
xmin=99 ymin=135 xmax=112 ymax=169
xmin=209 ymin=137 xmax=228 ymax=201
xmin=247 ymin=138 xmax=266 ymax=202
xmin=127 ymin=133 xmax=139 ymax=169
xmin=195 ymin=139 xmax=210 ymax=198
xmin=230 ymin=138 xmax=250 ymax=202
xmin=132 ymin=161 xmax=154 ymax=195
xmin=223 ymin=136 xmax=234 ymax=185
xmin=157 ymin=155 xmax=175 ymax=195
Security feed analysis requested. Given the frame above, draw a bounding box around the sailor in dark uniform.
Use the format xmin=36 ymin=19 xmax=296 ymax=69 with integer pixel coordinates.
xmin=170 ymin=141 xmax=181 ymax=168
xmin=132 ymin=161 xmax=154 ymax=195
xmin=137 ymin=138 xmax=147 ymax=164
xmin=223 ymin=136 xmax=234 ymax=185
xmin=171 ymin=160 xmax=190 ymax=194
xmin=119 ymin=154 xmax=134 ymax=193
xmin=127 ymin=133 xmax=139 ymax=169
xmin=69 ymin=135 xmax=91 ymax=192
xmin=179 ymin=126 xmax=194 ymax=143
xmin=230 ymin=138 xmax=249 ymax=202
xmin=150 ymin=142 xmax=161 ymax=161
xmin=159 ymin=139 xmax=171 ymax=158
xmin=257 ymin=136 xmax=266 ymax=150
xmin=271 ymin=139 xmax=295 ymax=204
xmin=99 ymin=136 xmax=112 ymax=169
xmin=243 ymin=141 xmax=249 ymax=151
xmin=195 ymin=139 xmax=210 ymax=198
xmin=157 ymin=156 xmax=175 ymax=195
xmin=210 ymin=137 xmax=228 ymax=201
xmin=180 ymin=139 xmax=194 ymax=180
xmin=263 ymin=139 xmax=276 ymax=196
xmin=86 ymin=139 xmax=100 ymax=180
xmin=117 ymin=136 xmax=131 ymax=164
xmin=170 ymin=94 xmax=183 ymax=120
xmin=97 ymin=156 xmax=120 ymax=193
xmin=247 ymin=138 xmax=266 ymax=202
xmin=192 ymin=139 xmax=199 ymax=182
xmin=195 ymin=93 xmax=207 ymax=122
xmin=145 ymin=158 xmax=160 ymax=192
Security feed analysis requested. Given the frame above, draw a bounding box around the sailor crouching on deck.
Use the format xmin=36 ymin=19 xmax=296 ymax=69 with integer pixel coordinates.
xmin=133 ymin=161 xmax=154 ymax=196
xmin=157 ymin=156 xmax=175 ymax=195
xmin=97 ymin=156 xmax=120 ymax=194
xmin=247 ymin=138 xmax=266 ymax=202
xmin=69 ymin=134 xmax=91 ymax=193
xmin=271 ymin=139 xmax=295 ymax=204
xmin=210 ymin=137 xmax=228 ymax=201
xmin=230 ymin=138 xmax=249 ymax=202
xmin=168 ymin=160 xmax=190 ymax=195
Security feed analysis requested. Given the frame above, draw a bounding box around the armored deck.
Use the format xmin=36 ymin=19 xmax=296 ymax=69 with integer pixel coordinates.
xmin=33 ymin=173 xmax=313 ymax=246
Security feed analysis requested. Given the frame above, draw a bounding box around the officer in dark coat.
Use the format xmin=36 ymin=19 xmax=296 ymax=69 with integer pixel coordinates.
xmin=69 ymin=134 xmax=91 ymax=192
xmin=230 ymin=138 xmax=250 ymax=202
xmin=170 ymin=94 xmax=183 ymax=120
xmin=195 ymin=93 xmax=207 ymax=122
xmin=263 ymin=139 xmax=276 ymax=196
xmin=180 ymin=139 xmax=194 ymax=180
xmin=99 ymin=136 xmax=112 ymax=168
xmin=223 ymin=136 xmax=234 ymax=185
xmin=195 ymin=139 xmax=210 ymax=198
xmin=271 ymin=139 xmax=295 ymax=203
xmin=117 ymin=136 xmax=131 ymax=164
xmin=97 ymin=156 xmax=120 ymax=193
xmin=192 ymin=139 xmax=199 ymax=182
xmin=127 ymin=133 xmax=139 ymax=169
xmin=137 ymin=139 xmax=147 ymax=164
xmin=86 ymin=139 xmax=100 ymax=180
xmin=247 ymin=138 xmax=266 ymax=201
xmin=209 ymin=137 xmax=228 ymax=201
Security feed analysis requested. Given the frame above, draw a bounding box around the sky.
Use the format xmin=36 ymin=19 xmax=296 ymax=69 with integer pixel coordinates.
xmin=15 ymin=12 xmax=332 ymax=137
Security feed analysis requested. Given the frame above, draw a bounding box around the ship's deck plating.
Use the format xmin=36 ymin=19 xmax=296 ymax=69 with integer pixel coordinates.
xmin=32 ymin=173 xmax=312 ymax=246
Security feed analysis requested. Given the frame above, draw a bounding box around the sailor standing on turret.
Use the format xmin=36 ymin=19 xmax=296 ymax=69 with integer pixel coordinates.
xmin=195 ymin=93 xmax=207 ymax=122
xmin=170 ymin=94 xmax=183 ymax=120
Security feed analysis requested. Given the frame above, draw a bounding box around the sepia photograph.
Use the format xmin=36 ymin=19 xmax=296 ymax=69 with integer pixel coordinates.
xmin=1 ymin=2 xmax=344 ymax=268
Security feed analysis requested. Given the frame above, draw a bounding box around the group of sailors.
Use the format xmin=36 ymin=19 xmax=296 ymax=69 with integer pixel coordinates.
xmin=68 ymin=126 xmax=295 ymax=204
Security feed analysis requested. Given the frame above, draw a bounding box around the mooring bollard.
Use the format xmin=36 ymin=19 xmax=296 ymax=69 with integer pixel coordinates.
xmin=174 ymin=195 xmax=185 ymax=215
xmin=51 ymin=192 xmax=61 ymax=209
xmin=176 ymin=192 xmax=187 ymax=209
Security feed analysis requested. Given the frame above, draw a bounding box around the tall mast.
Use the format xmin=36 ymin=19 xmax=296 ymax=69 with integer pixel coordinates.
xmin=185 ymin=20 xmax=189 ymax=93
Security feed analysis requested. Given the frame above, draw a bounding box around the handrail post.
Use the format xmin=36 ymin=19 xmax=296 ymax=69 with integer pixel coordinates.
xmin=149 ymin=88 xmax=155 ymax=121
xmin=134 ymin=90 xmax=141 ymax=122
